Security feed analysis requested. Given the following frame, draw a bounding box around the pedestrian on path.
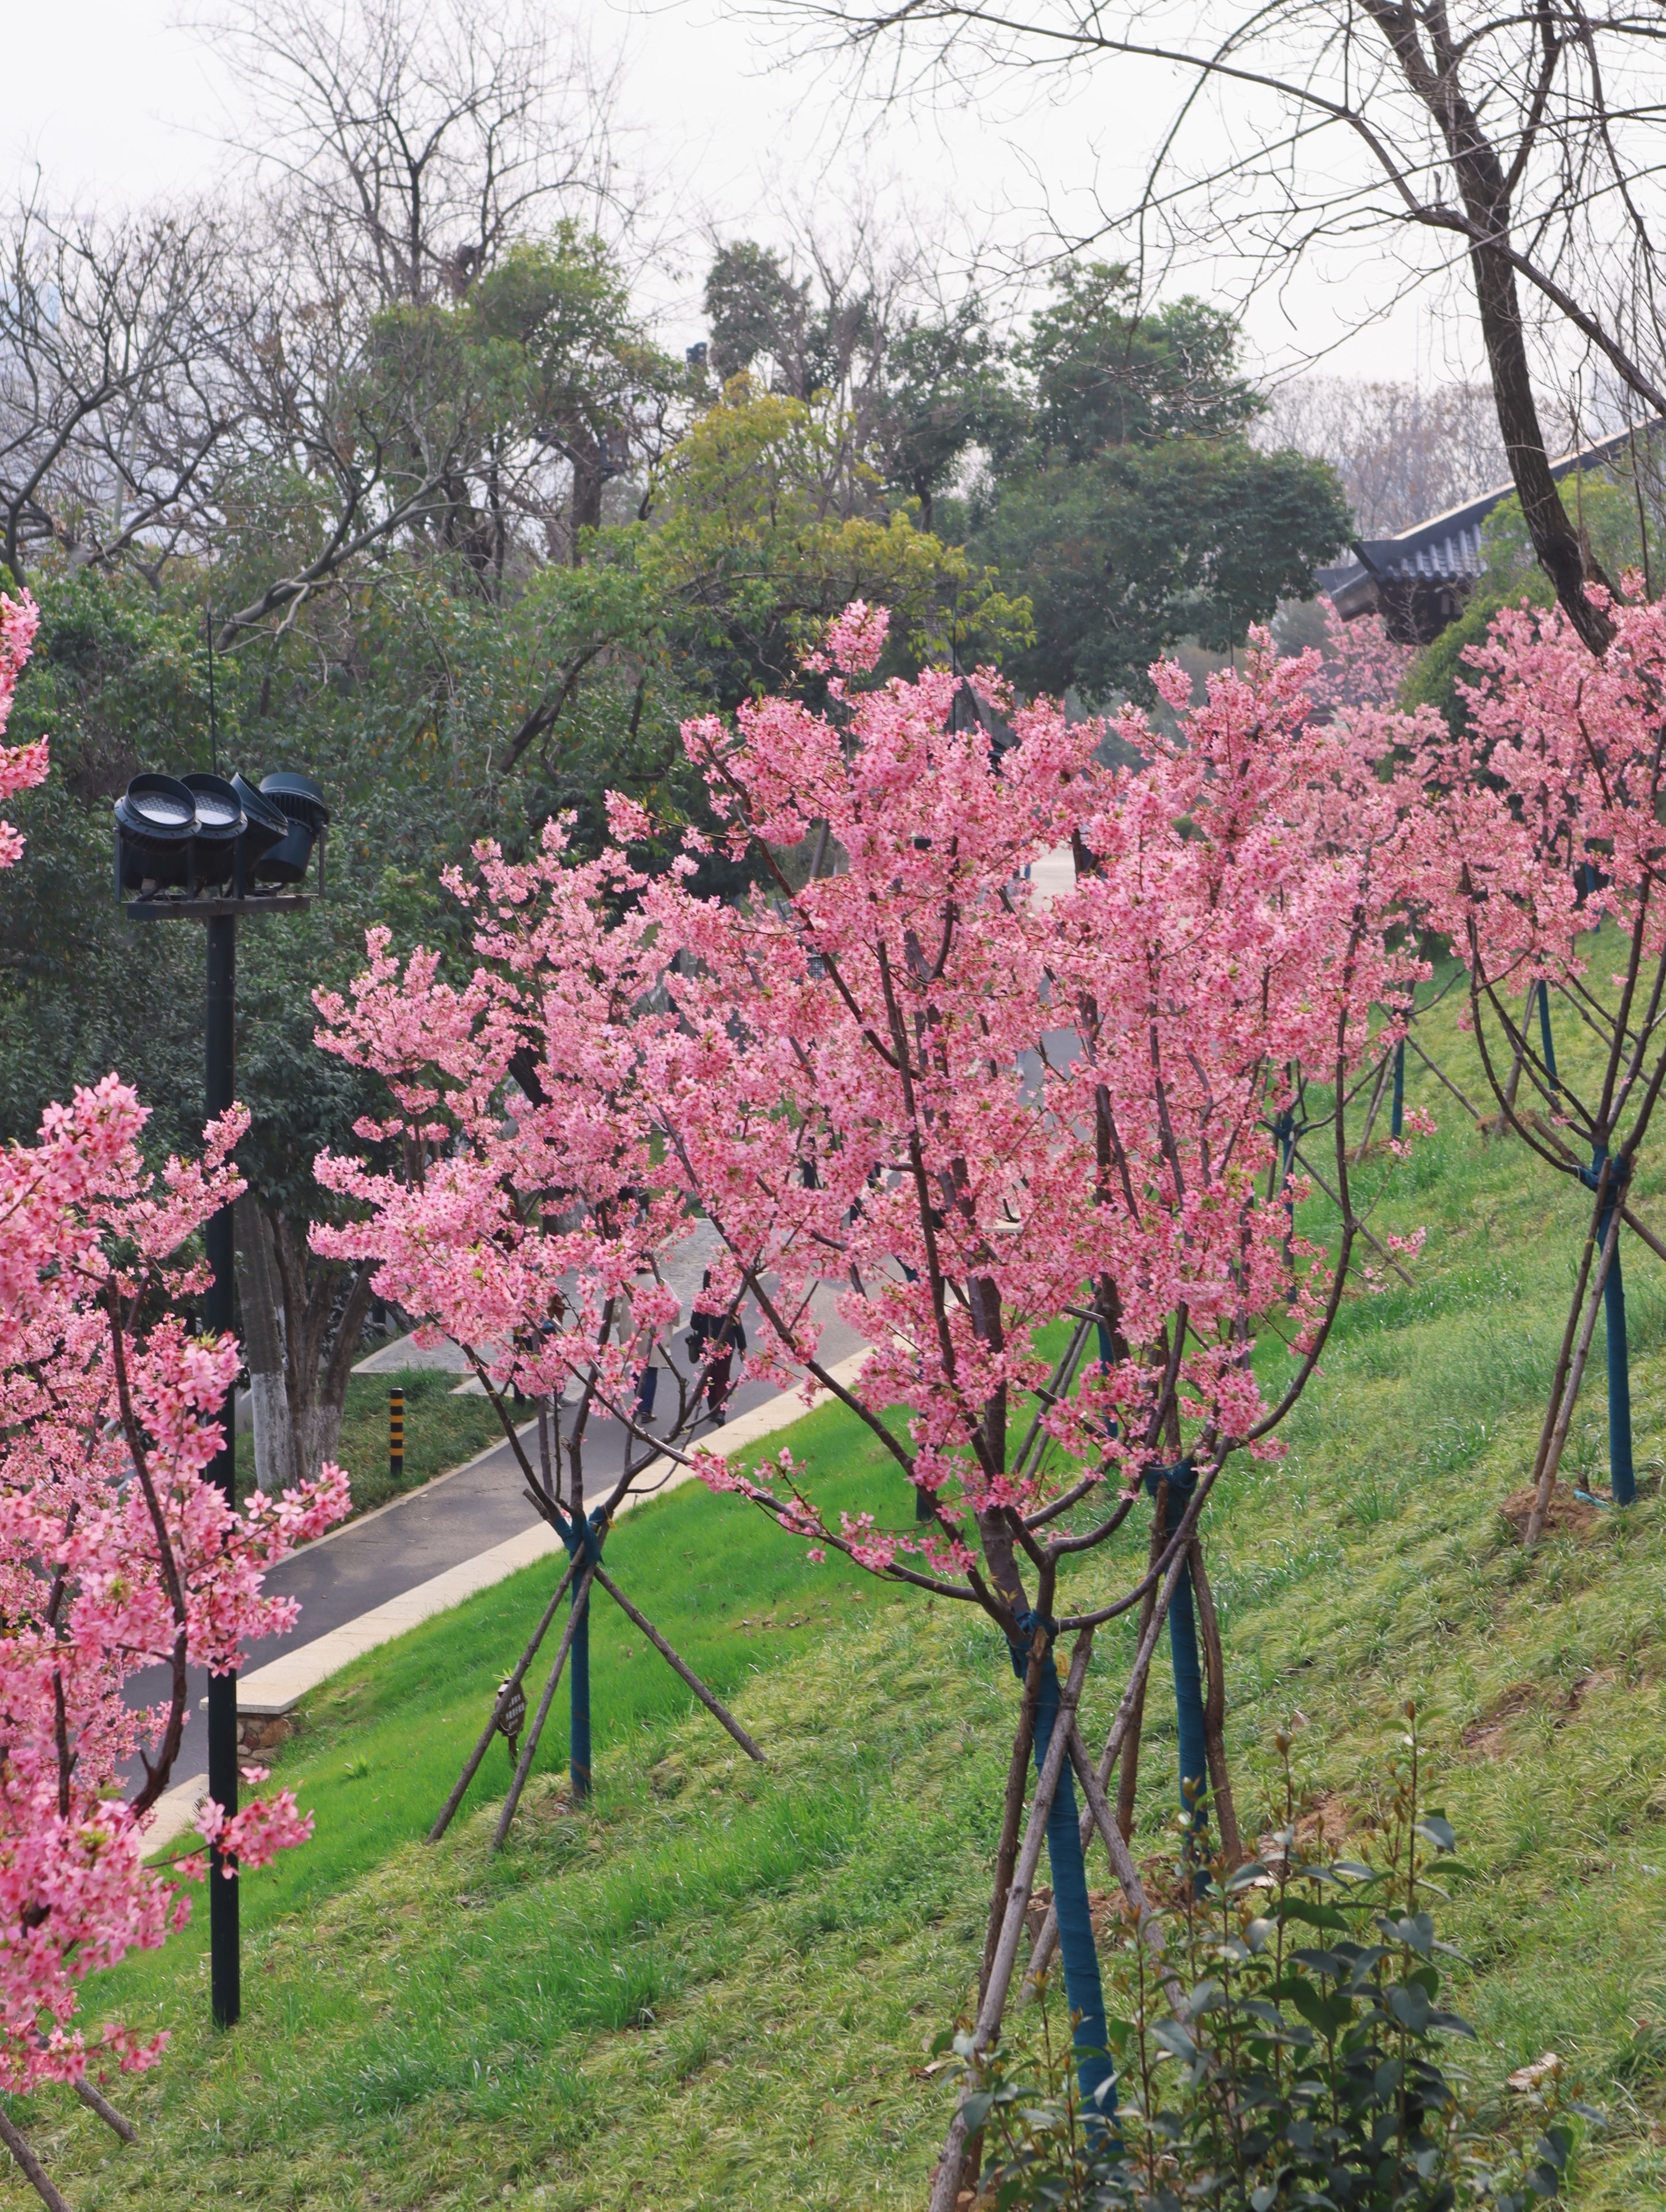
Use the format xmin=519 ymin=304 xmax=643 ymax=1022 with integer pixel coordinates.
xmin=687 ymin=1271 xmax=746 ymax=1425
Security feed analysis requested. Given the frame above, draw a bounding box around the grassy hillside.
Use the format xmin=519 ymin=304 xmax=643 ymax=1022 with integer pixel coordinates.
xmin=11 ymin=955 xmax=1666 ymax=2209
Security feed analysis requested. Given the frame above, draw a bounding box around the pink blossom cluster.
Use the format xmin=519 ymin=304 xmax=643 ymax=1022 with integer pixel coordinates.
xmin=0 ymin=1071 xmax=348 ymax=2092
xmin=1302 ymin=604 xmax=1417 ymax=721
xmin=316 ymin=606 xmax=1427 ymax=1612
xmin=1415 ymin=587 xmax=1666 ymax=988
xmin=0 ymin=591 xmax=49 ymax=871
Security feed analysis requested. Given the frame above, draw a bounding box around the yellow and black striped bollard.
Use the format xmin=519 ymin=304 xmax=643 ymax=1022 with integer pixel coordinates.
xmin=389 ymin=1386 xmax=405 ymax=1481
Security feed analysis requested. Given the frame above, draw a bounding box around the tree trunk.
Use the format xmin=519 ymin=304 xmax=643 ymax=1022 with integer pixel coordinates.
xmin=1364 ymin=0 xmax=1612 ymax=652
xmin=235 ymin=1193 xmax=293 ymax=1495
xmin=569 ymin=443 xmax=604 ymax=562
xmin=270 ymin=1214 xmax=376 ymax=1485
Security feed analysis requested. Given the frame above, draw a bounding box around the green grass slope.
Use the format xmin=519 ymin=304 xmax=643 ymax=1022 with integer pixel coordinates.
xmin=13 ymin=956 xmax=1666 ymax=2207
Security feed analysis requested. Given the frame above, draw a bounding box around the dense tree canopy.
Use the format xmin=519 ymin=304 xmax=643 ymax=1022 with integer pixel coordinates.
xmin=967 ymin=263 xmax=1350 ymax=704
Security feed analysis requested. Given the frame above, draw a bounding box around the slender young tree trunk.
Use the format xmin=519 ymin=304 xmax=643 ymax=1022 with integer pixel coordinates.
xmin=1190 ymin=1541 xmax=1242 ymax=1866
xmin=1526 ymin=1200 xmax=1623 ymax=1543
xmin=980 ymin=1642 xmax=1046 ymax=1999
xmin=1115 ymin=1515 xmax=1166 ymax=1842
xmin=1501 ymin=981 xmax=1537 ymax=1115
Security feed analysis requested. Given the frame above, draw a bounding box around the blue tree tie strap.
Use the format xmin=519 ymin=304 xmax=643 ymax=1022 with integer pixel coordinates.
xmin=1577 ymin=1150 xmax=1635 ymax=1506
xmin=553 ymin=1505 xmax=607 ymax=1566
xmin=1005 ymin=1610 xmax=1117 ymax=2140
xmin=1537 ymin=980 xmax=1560 ymax=1097
xmin=1391 ymin=1036 xmax=1406 ymax=1139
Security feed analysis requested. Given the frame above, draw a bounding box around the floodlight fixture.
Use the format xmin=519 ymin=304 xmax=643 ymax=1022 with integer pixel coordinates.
xmin=113 ymin=774 xmax=197 ymax=893
xmin=113 ymin=767 xmax=329 ymax=910
xmin=256 ymin=771 xmax=329 ymax=890
xmin=181 ymin=773 xmax=246 ymax=890
xmin=230 ymin=773 xmax=287 ymax=877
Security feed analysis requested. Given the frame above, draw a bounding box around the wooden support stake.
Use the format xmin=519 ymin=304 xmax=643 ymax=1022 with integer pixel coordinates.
xmin=0 ymin=2110 xmax=71 ymax=2212
xmin=74 ymin=2079 xmax=138 ymax=2143
xmin=591 ymin=1563 xmax=765 ymax=1762
xmin=493 ymin=1563 xmax=596 ymax=1849
xmin=427 ymin=1554 xmax=578 ymax=1844
xmin=927 ymin=1633 xmax=1093 ymax=2212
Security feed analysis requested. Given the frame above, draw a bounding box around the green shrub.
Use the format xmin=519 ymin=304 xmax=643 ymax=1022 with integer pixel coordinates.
xmin=946 ymin=1715 xmax=1598 ymax=2211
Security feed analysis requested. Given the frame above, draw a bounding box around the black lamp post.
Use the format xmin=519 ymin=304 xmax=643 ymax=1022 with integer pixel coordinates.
xmin=112 ymin=765 xmax=329 ymax=2030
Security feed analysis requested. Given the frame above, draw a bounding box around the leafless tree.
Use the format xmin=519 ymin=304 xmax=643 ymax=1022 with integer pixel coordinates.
xmin=0 ymin=197 xmax=232 ymax=588
xmin=1257 ymin=376 xmax=1512 ymax=535
xmin=0 ymin=3 xmax=641 ymax=625
xmin=214 ymin=0 xmax=624 ymax=310
xmin=766 ymin=0 xmax=1666 ymax=650
xmin=189 ymin=0 xmax=666 ymax=621
xmin=201 ymin=223 xmax=495 ymax=642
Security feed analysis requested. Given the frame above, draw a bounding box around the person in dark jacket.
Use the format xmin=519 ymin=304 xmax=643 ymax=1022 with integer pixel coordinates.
xmin=687 ymin=1270 xmax=746 ymax=1424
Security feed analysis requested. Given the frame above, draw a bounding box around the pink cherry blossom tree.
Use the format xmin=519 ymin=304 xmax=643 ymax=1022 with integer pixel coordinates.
xmin=1417 ymin=586 xmax=1666 ymax=1540
xmin=0 ymin=591 xmax=349 ymax=2211
xmin=0 ymin=592 xmax=49 ymax=874
xmin=1305 ymin=602 xmax=1418 ymax=721
xmin=317 ymin=605 xmax=1425 ymax=2206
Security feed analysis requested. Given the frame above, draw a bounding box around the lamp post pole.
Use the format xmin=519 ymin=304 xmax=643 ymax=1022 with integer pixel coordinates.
xmin=115 ymin=757 xmax=327 ymax=2034
xmin=203 ymin=913 xmax=241 ymax=2027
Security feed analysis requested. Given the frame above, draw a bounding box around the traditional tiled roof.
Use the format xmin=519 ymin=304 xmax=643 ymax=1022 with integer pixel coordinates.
xmin=1316 ymin=424 xmax=1655 ymax=621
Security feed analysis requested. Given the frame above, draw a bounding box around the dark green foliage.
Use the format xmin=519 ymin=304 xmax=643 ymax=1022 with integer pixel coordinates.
xmin=1013 ymin=264 xmax=1263 ymax=468
xmin=876 ymin=302 xmax=1015 ymax=533
xmin=968 ymin=262 xmax=1349 ymax=706
xmin=980 ymin=437 xmax=1349 ymax=706
xmin=0 ymin=567 xmax=453 ymax=1169
xmin=703 ymin=242 xmax=822 ymax=395
xmin=951 ymin=1736 xmax=1596 ymax=2211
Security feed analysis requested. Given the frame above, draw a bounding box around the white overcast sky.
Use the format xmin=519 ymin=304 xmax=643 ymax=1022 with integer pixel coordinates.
xmin=6 ymin=0 xmax=1484 ymax=387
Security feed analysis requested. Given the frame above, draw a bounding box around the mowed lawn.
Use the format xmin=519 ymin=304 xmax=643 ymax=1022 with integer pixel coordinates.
xmin=13 ymin=952 xmax=1666 ymax=2206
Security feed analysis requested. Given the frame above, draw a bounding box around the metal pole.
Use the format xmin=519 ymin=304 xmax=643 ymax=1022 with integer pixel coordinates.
xmin=204 ymin=914 xmax=239 ymax=2028
xmin=388 ymin=1387 xmax=404 ymax=1482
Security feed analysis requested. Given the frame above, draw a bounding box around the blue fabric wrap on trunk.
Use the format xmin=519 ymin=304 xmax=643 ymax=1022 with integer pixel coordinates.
xmin=556 ymin=1508 xmax=604 ymax=1799
xmin=1007 ymin=1611 xmax=1117 ymax=2135
xmin=1579 ymin=1147 xmax=1635 ymax=1506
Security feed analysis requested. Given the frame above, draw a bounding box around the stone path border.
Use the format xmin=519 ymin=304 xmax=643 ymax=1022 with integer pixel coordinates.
xmin=143 ymin=1351 xmax=867 ymax=1852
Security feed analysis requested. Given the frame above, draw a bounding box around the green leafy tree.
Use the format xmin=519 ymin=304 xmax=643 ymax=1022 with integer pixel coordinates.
xmin=1014 ymin=262 xmax=1264 ymax=466
xmin=969 ymin=262 xmax=1348 ymax=705
xmin=875 ymin=302 xmax=1014 ymax=532
xmin=979 ymin=436 xmax=1348 ymax=706
xmin=638 ymin=381 xmax=1030 ymax=703
xmin=1403 ymin=480 xmax=1649 ymax=733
